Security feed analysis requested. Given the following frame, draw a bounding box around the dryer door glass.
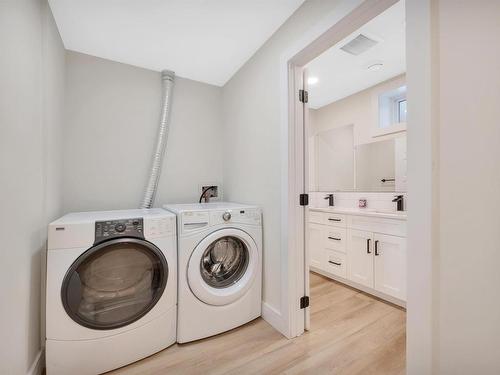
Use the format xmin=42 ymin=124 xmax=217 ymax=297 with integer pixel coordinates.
xmin=200 ymin=236 xmax=249 ymax=288
xmin=61 ymin=238 xmax=168 ymax=330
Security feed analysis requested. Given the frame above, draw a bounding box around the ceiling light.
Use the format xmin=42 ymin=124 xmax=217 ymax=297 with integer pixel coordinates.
xmin=308 ymin=76 xmax=319 ymax=85
xmin=367 ymin=63 xmax=383 ymax=72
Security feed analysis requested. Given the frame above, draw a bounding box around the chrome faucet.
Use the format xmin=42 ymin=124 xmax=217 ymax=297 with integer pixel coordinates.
xmin=324 ymin=194 xmax=334 ymax=207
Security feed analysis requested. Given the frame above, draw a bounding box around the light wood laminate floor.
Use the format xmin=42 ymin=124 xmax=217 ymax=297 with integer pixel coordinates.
xmin=111 ymin=272 xmax=406 ymax=375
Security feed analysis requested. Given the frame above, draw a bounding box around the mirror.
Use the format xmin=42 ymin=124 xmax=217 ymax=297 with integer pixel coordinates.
xmin=355 ymin=139 xmax=395 ymax=191
xmin=315 ymin=125 xmax=354 ymax=191
xmin=310 ymin=127 xmax=406 ymax=192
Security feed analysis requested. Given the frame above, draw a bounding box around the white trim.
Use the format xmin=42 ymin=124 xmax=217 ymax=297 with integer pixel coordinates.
xmin=261 ymin=302 xmax=287 ymax=335
xmin=279 ymin=0 xmax=363 ymax=340
xmin=289 ymin=65 xmax=306 ymax=337
xmin=280 ymin=0 xmax=399 ymax=339
xmin=27 ymin=349 xmax=44 ymax=375
xmin=405 ymin=0 xmax=436 ymax=372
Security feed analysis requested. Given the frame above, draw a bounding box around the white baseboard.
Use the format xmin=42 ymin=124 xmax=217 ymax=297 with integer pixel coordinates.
xmin=27 ymin=349 xmax=44 ymax=375
xmin=261 ymin=302 xmax=288 ymax=337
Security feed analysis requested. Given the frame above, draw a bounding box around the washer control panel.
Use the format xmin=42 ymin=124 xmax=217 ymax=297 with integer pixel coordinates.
xmin=95 ymin=218 xmax=144 ymax=243
xmin=211 ymin=208 xmax=261 ymax=226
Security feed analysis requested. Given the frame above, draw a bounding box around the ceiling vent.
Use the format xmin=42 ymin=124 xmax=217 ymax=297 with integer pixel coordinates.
xmin=340 ymin=34 xmax=378 ymax=56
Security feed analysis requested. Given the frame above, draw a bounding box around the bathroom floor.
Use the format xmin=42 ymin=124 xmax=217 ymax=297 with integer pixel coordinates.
xmin=110 ymin=272 xmax=405 ymax=375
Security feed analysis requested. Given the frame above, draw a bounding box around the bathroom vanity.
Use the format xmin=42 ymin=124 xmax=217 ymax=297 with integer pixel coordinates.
xmin=309 ymin=206 xmax=406 ymax=307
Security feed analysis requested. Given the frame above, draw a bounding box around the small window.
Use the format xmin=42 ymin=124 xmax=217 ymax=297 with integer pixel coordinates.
xmin=397 ymin=99 xmax=407 ymax=123
xmin=377 ymin=85 xmax=407 ymax=135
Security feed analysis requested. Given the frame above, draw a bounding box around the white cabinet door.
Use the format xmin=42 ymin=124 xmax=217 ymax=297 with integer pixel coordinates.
xmin=309 ymin=223 xmax=324 ymax=269
xmin=374 ymin=233 xmax=406 ymax=300
xmin=348 ymin=229 xmax=374 ymax=288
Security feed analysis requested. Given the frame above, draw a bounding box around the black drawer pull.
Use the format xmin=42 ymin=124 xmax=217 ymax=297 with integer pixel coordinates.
xmin=328 ymin=236 xmax=341 ymax=241
xmin=367 ymin=238 xmax=371 ymax=254
xmin=328 ymin=261 xmax=342 ymax=266
xmin=328 ymin=218 xmax=341 ymax=222
xmin=375 ymin=240 xmax=380 ymax=256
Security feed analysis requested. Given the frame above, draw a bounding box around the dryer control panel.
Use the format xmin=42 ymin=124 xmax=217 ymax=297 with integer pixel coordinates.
xmin=95 ymin=218 xmax=144 ymax=243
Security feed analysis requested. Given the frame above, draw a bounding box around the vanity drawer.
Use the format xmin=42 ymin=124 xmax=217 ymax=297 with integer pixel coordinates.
xmin=324 ymin=249 xmax=347 ymax=278
xmin=348 ymin=215 xmax=406 ymax=237
xmin=309 ymin=211 xmax=324 ymax=225
xmin=324 ymin=227 xmax=346 ymax=253
xmin=324 ymin=213 xmax=346 ymax=228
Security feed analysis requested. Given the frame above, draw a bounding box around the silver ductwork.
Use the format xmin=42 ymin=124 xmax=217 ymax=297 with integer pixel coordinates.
xmin=140 ymin=70 xmax=175 ymax=209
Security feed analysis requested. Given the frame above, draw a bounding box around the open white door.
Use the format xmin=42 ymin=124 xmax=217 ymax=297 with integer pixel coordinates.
xmin=302 ymin=69 xmax=311 ymax=331
xmin=291 ymin=64 xmax=311 ymax=334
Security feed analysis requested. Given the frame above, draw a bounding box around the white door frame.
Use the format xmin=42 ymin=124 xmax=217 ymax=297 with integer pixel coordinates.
xmin=280 ymin=2 xmax=435 ymax=371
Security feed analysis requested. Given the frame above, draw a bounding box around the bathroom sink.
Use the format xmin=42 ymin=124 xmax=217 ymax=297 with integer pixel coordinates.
xmin=366 ymin=209 xmax=405 ymax=214
xmin=310 ymin=206 xmax=407 ymax=219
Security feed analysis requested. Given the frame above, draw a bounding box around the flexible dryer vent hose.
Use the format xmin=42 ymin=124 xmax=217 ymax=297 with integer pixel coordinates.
xmin=140 ymin=70 xmax=175 ymax=209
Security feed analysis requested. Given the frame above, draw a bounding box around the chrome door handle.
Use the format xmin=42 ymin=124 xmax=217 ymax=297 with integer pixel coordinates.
xmin=367 ymin=238 xmax=371 ymax=254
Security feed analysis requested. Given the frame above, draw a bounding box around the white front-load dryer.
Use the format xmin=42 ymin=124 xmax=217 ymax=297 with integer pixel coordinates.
xmin=164 ymin=202 xmax=262 ymax=343
xmin=46 ymin=209 xmax=177 ymax=375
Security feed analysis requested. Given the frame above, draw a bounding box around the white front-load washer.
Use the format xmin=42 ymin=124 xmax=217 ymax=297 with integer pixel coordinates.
xmin=164 ymin=202 xmax=262 ymax=343
xmin=46 ymin=209 xmax=177 ymax=375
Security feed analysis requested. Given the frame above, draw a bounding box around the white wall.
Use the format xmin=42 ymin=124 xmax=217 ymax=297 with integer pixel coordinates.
xmin=64 ymin=51 xmax=223 ymax=212
xmin=0 ymin=0 xmax=65 ymax=373
xmin=407 ymin=0 xmax=500 ymax=373
xmin=436 ymin=0 xmax=500 ymax=373
xmin=222 ymin=0 xmax=357 ymax=320
xmin=310 ymin=74 xmax=405 ymax=144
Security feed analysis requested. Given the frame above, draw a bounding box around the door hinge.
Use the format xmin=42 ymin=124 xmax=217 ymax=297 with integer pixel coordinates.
xmin=299 ymin=89 xmax=309 ymax=103
xmin=299 ymin=193 xmax=309 ymax=206
xmin=300 ymin=296 xmax=310 ymax=309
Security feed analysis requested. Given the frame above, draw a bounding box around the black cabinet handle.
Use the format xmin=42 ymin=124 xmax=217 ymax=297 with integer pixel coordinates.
xmin=375 ymin=240 xmax=379 ymax=256
xmin=328 ymin=236 xmax=341 ymax=241
xmin=328 ymin=218 xmax=341 ymax=222
xmin=328 ymin=261 xmax=342 ymax=266
xmin=367 ymin=238 xmax=371 ymax=254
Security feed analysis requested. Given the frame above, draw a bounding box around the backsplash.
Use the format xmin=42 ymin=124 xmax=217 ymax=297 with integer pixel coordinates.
xmin=310 ymin=191 xmax=407 ymax=212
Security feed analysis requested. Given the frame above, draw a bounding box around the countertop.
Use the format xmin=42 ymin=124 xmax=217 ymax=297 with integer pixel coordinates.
xmin=309 ymin=206 xmax=407 ymax=220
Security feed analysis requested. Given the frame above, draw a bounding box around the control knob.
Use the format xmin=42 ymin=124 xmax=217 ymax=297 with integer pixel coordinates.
xmin=114 ymin=223 xmax=126 ymax=232
xmin=222 ymin=211 xmax=231 ymax=222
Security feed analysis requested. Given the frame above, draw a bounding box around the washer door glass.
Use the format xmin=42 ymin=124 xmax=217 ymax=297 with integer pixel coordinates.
xmin=61 ymin=238 xmax=168 ymax=330
xmin=187 ymin=228 xmax=259 ymax=306
xmin=200 ymin=236 xmax=249 ymax=288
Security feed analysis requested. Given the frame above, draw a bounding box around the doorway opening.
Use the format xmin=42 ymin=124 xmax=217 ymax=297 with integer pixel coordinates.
xmin=284 ymin=0 xmax=409 ymax=372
